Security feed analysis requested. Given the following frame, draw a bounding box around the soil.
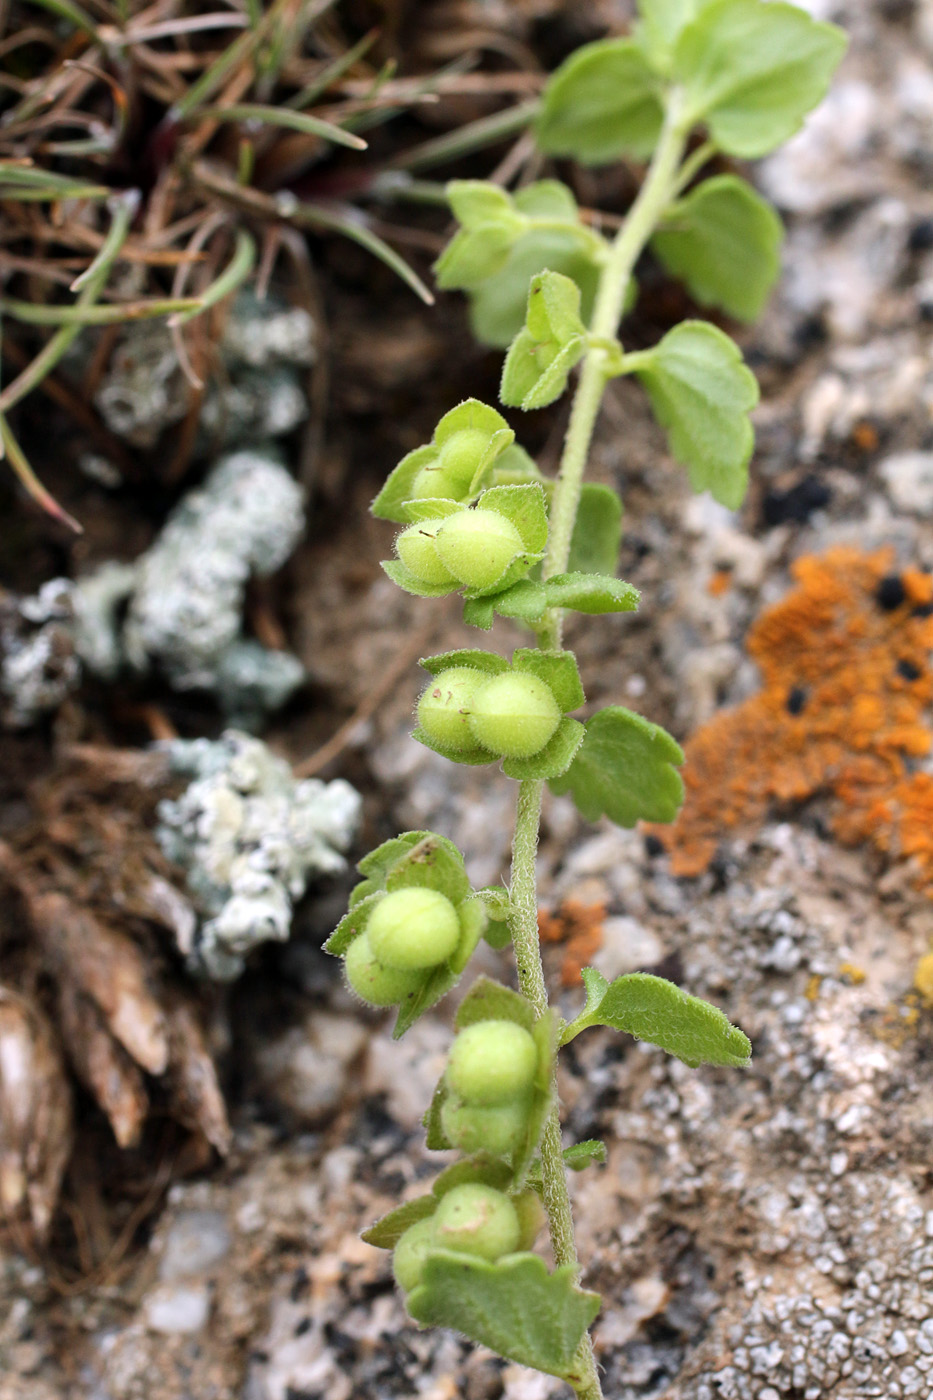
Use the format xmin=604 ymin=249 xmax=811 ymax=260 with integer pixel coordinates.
xmin=3 ymin=1 xmax=933 ymax=1398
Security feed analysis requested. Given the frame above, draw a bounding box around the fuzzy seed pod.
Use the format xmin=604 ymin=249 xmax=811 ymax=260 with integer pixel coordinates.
xmin=446 ymin=1019 xmax=538 ymax=1105
xmin=416 ymin=666 xmax=484 ymax=752
xmin=344 ymin=932 xmax=422 ymax=1007
xmin=468 ymin=672 xmax=561 ymax=758
xmin=395 ymin=523 xmax=458 ymax=586
xmin=366 ymin=887 xmax=461 ymax=970
xmin=434 ymin=508 xmax=524 ymax=589
xmin=433 ymin=1183 xmax=521 ymax=1261
xmin=392 ymin=1215 xmax=438 ymax=1292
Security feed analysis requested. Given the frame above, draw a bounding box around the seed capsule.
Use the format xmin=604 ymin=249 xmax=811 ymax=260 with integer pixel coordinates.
xmin=434 ymin=508 xmax=524 ymax=589
xmin=392 ymin=1215 xmax=438 ymax=1292
xmin=395 ymin=523 xmax=458 ymax=586
xmin=416 ymin=666 xmax=484 ymax=752
xmin=446 ymin=1019 xmax=538 ymax=1105
xmin=440 ymin=1095 xmax=529 ymax=1157
xmin=344 ymin=931 xmax=422 ymax=1006
xmin=436 ymin=428 xmax=491 ymax=491
xmin=432 ymin=1183 xmax=521 ymax=1261
xmin=366 ymin=887 xmax=461 ymax=970
xmin=468 ymin=672 xmax=561 ymax=758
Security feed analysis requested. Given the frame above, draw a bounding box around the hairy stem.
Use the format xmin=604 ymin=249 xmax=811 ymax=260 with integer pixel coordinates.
xmin=507 ymin=93 xmax=691 ymax=1400
xmin=539 ymin=92 xmax=689 ymax=649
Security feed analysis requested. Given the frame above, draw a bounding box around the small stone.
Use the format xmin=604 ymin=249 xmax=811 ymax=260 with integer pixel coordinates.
xmin=159 ymin=1210 xmax=231 ymax=1281
xmin=878 ymin=453 xmax=933 ymax=516
xmin=144 ymin=1282 xmax=210 ymax=1334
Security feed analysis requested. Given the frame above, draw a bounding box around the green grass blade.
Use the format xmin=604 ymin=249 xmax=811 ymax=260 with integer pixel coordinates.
xmin=290 ymin=202 xmax=434 ymax=304
xmin=188 ymin=103 xmax=366 ymax=149
xmin=169 ymin=228 xmax=256 ymax=325
xmin=27 ymin=0 xmax=98 ymax=39
xmin=0 ymin=413 xmax=83 ymax=533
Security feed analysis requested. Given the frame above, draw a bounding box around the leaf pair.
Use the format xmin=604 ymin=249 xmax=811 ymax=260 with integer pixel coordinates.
xmin=537 ymin=0 xmax=847 ymax=164
xmin=436 ymin=180 xmax=605 ymax=348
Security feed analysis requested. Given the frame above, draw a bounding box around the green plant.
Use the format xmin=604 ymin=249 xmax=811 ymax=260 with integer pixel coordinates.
xmin=328 ymin=2 xmax=846 ymax=1394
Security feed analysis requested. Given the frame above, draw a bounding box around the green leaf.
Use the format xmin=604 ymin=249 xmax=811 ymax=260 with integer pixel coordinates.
xmin=463 ymin=579 xmax=548 ymax=630
xmin=564 ymin=969 xmax=752 ymax=1068
xmin=434 ymin=398 xmax=513 ymax=449
xmin=451 ymin=897 xmax=488 ymax=972
xmin=403 ymin=498 xmax=463 ymax=524
xmin=536 ymin=38 xmax=664 ymax=163
xmin=420 ymin=649 xmax=509 ymax=677
xmin=542 ymin=572 xmax=640 ymax=615
xmin=435 ymin=223 xmax=520 ymax=290
xmin=479 ymin=483 xmax=549 ymax=554
xmin=371 ymin=446 xmax=437 ymax=523
xmin=424 ymin=1079 xmax=453 ymax=1150
xmin=512 ymin=648 xmax=585 ymax=714
xmin=651 ymin=174 xmax=783 ymax=321
xmin=473 ymin=886 xmax=513 ymax=922
xmin=462 ymin=595 xmax=497 ymax=630
xmin=568 ymin=483 xmax=623 ymax=575
xmin=381 ymin=559 xmax=457 ymax=599
xmin=549 ymin=705 xmax=685 ymax=827
xmin=468 ymin=228 xmax=602 ymax=349
xmin=393 ymin=961 xmax=465 ymax=1038
xmin=489 ymin=442 xmax=545 ymax=487
xmin=564 ymin=1139 xmax=608 ymax=1171
xmin=631 ymin=320 xmax=758 ymax=509
xmin=432 ymin=1156 xmax=514 ymax=1198
xmin=455 ymin=975 xmax=536 ymax=1032
xmin=512 ymin=181 xmax=581 ymax=221
xmin=323 ymin=892 xmax=383 ymax=956
xmin=501 ymin=328 xmax=587 ymax=411
xmin=526 ymin=268 xmax=587 ymax=344
xmin=362 ymin=1195 xmax=436 ymax=1248
xmin=407 ymin=1252 xmax=601 ymax=1381
xmin=502 ymin=716 xmax=586 ymax=781
xmin=635 ymin=0 xmax=720 ymax=60
xmin=385 ymin=833 xmax=471 ymax=904
xmin=675 ymin=0 xmax=848 ymax=159
xmin=447 ymin=180 xmax=521 ymax=228
xmin=357 ymin=831 xmax=429 ymax=881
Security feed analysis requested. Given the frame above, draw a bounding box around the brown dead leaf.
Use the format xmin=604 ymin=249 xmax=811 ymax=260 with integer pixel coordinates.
xmin=0 ymin=986 xmax=73 ymax=1240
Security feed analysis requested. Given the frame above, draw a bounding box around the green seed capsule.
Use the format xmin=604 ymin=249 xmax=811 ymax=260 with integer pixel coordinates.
xmin=344 ymin=931 xmax=422 ymax=1007
xmin=436 ymin=428 xmax=491 ymax=492
xmin=434 ymin=508 xmax=524 ymax=589
xmin=366 ymin=887 xmax=461 ymax=970
xmin=410 ymin=460 xmax=467 ymax=501
xmin=468 ymin=672 xmax=561 ymax=759
xmin=432 ymin=1183 xmax=521 ymax=1261
xmin=446 ymin=1020 xmax=538 ymax=1106
xmin=392 ymin=1216 xmax=438 ymax=1293
xmin=395 ymin=523 xmax=458 ymax=587
xmin=416 ymin=666 xmax=484 ymax=753
xmin=440 ymin=1095 xmax=529 ymax=1157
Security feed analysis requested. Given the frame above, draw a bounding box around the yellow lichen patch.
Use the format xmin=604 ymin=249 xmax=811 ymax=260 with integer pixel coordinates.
xmin=913 ymin=952 xmax=933 ymax=1004
xmin=650 ymin=548 xmax=933 ymax=889
xmin=838 ymin=963 xmax=867 ymax=986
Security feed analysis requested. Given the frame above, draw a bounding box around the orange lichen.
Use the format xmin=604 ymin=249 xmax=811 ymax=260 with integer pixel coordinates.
xmin=538 ymin=899 xmax=605 ymax=986
xmin=650 ymin=548 xmax=933 ymax=894
xmin=707 ymin=566 xmax=733 ymax=598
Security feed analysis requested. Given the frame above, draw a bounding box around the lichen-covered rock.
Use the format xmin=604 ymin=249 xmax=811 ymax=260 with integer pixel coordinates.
xmin=0 ymin=581 xmax=80 ymax=728
xmin=156 ymin=731 xmax=361 ymax=980
xmin=122 ymin=449 xmax=306 ymax=723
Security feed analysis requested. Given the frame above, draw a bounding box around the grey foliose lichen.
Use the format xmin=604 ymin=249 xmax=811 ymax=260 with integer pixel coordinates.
xmin=118 ymin=448 xmax=306 ymax=724
xmin=0 ymin=581 xmax=81 ymax=727
xmin=155 ymin=731 xmax=361 ymax=981
xmin=93 ymin=291 xmax=315 ymax=451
